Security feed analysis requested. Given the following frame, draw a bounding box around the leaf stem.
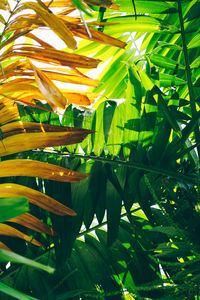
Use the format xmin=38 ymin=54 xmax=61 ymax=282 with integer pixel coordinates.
xmin=33 ymin=149 xmax=196 ymax=184
xmin=177 ymin=0 xmax=200 ymax=157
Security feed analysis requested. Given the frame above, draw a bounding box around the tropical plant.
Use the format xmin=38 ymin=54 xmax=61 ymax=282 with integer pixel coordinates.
xmin=0 ymin=0 xmax=200 ymax=299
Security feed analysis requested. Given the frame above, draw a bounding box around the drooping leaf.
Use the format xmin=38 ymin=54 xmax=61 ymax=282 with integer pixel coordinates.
xmin=0 ymin=183 xmax=76 ymax=216
xmin=0 ymin=122 xmax=93 ymax=156
xmin=30 ymin=62 xmax=68 ymax=111
xmin=8 ymin=213 xmax=56 ymax=236
xmin=21 ymin=2 xmax=77 ymax=49
xmin=0 ymin=248 xmax=54 ymax=273
xmin=0 ymin=159 xmax=88 ymax=182
xmin=0 ymin=224 xmax=43 ymax=247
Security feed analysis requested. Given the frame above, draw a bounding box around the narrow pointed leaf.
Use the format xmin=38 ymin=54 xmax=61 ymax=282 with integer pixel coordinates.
xmin=1 ymin=45 xmax=101 ymax=69
xmin=0 ymin=121 xmax=93 ymax=156
xmin=0 ymin=183 xmax=76 ymax=216
xmin=0 ymin=248 xmax=54 ymax=273
xmin=0 ymin=160 xmax=88 ymax=182
xmin=22 ymin=2 xmax=77 ymax=49
xmin=0 ymin=224 xmax=43 ymax=247
xmin=31 ymin=62 xmax=68 ymax=110
xmin=150 ymin=54 xmax=185 ymax=70
xmin=8 ymin=213 xmax=56 ymax=236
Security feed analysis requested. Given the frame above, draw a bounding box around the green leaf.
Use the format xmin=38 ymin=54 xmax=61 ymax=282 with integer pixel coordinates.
xmin=190 ymin=56 xmax=200 ymax=68
xmin=106 ymin=179 xmax=122 ymax=246
xmin=0 ymin=197 xmax=29 ymax=223
xmin=0 ymin=282 xmax=38 ymax=300
xmin=0 ymin=249 xmax=54 ymax=274
xmin=107 ymin=103 xmax=125 ymax=156
xmin=93 ymin=102 xmax=105 ymax=156
xmin=123 ymin=65 xmax=142 ymax=157
xmin=116 ymin=0 xmax=177 ymax=14
xmin=159 ymin=73 xmax=186 ymax=87
xmin=187 ymin=33 xmax=200 ymax=48
xmin=149 ymin=54 xmax=185 ymax=70
xmin=153 ymin=86 xmax=181 ymax=134
xmin=104 ymin=16 xmax=177 ymax=35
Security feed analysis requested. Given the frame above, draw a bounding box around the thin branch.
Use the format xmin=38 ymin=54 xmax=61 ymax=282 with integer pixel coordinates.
xmin=0 ymin=0 xmax=21 ymax=44
xmin=79 ymin=9 xmax=92 ymax=40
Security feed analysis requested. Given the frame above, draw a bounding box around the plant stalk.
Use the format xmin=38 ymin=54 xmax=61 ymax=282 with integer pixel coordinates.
xmin=33 ymin=149 xmax=196 ymax=184
xmin=177 ymin=0 xmax=200 ymax=157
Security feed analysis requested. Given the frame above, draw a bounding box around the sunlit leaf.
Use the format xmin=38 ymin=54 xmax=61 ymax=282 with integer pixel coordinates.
xmin=0 ymin=159 xmax=88 ymax=182
xmin=21 ymin=2 xmax=77 ymax=49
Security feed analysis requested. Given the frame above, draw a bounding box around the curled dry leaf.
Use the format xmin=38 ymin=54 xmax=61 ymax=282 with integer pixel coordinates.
xmin=0 ymin=45 xmax=101 ymax=68
xmin=30 ymin=61 xmax=68 ymax=110
xmin=5 ymin=13 xmax=126 ymax=49
xmin=21 ymin=2 xmax=77 ymax=49
xmin=0 ymin=159 xmax=88 ymax=182
xmin=8 ymin=213 xmax=56 ymax=236
xmin=0 ymin=183 xmax=76 ymax=216
xmin=0 ymin=61 xmax=99 ymax=87
xmin=0 ymin=224 xmax=43 ymax=247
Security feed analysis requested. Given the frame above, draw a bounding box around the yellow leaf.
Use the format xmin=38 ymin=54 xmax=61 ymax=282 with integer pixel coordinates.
xmin=69 ymin=24 xmax=126 ymax=48
xmin=30 ymin=62 xmax=68 ymax=110
xmin=0 ymin=62 xmax=99 ymax=87
xmin=0 ymin=224 xmax=43 ymax=247
xmin=0 ymin=121 xmax=93 ymax=156
xmin=0 ymin=2 xmax=7 ymax=10
xmin=1 ymin=45 xmax=101 ymax=69
xmin=0 ymin=82 xmax=39 ymax=94
xmin=62 ymin=90 xmax=98 ymax=104
xmin=0 ymin=98 xmax=20 ymax=125
xmin=21 ymin=2 xmax=77 ymax=49
xmin=0 ymin=159 xmax=88 ymax=182
xmin=0 ymin=183 xmax=76 ymax=216
xmin=8 ymin=213 xmax=56 ymax=236
xmin=41 ymin=71 xmax=99 ymax=87
xmin=0 ymin=15 xmax=5 ymax=24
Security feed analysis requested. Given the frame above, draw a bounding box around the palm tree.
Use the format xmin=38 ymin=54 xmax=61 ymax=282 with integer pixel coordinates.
xmin=0 ymin=0 xmax=200 ymax=299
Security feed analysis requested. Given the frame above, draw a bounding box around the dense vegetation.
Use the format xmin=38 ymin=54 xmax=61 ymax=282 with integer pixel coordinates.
xmin=0 ymin=0 xmax=200 ymax=299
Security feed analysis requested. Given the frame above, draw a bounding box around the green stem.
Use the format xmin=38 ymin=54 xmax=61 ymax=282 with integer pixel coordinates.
xmin=0 ymin=0 xmax=21 ymax=45
xmin=33 ymin=149 xmax=196 ymax=184
xmin=177 ymin=0 xmax=200 ymax=157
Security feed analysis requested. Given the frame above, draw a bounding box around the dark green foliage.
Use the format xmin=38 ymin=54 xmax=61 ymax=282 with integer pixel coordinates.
xmin=1 ymin=0 xmax=200 ymax=299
